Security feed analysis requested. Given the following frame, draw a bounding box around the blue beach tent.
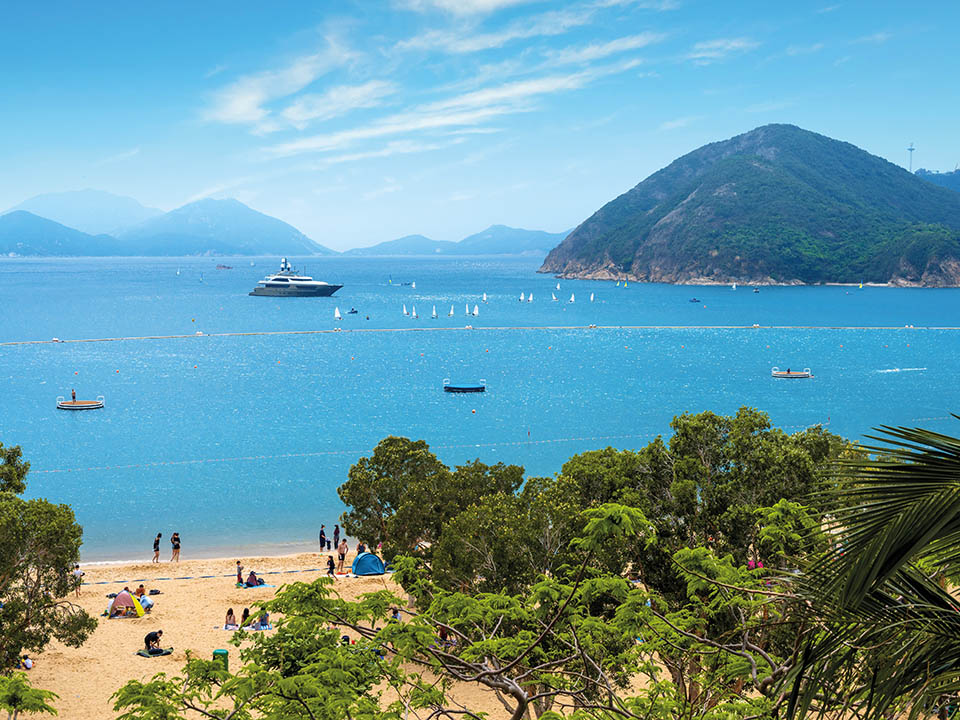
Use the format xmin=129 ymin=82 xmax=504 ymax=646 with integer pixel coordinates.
xmin=351 ymin=552 xmax=386 ymax=576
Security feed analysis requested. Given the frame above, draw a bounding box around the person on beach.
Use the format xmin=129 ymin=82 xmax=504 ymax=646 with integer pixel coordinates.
xmin=333 ymin=524 xmax=340 ymax=548
xmin=236 ymin=561 xmax=243 ymax=585
xmin=319 ymin=525 xmax=327 ymax=551
xmin=326 ymin=554 xmax=336 ymax=579
xmin=357 ymin=541 xmax=366 ymax=554
xmin=246 ymin=570 xmax=264 ymax=587
xmin=144 ymin=629 xmax=163 ymax=654
xmin=337 ymin=539 xmax=347 ymax=572
xmin=72 ymin=563 xmax=83 ymax=597
xmin=225 ymin=608 xmax=237 ymax=629
xmin=241 ymin=608 xmax=250 ymax=627
xmin=134 ymin=584 xmax=154 ymax=611
xmin=153 ymin=533 xmax=162 ymax=563
xmin=170 ymin=533 xmax=181 ymax=562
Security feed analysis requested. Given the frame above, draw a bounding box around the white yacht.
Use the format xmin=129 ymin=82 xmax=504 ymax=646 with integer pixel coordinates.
xmin=249 ymin=258 xmax=342 ymax=297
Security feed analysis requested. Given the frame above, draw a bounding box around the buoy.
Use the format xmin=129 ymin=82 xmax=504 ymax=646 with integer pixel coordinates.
xmin=74 ymin=371 xmax=78 ymax=375
xmin=192 ymin=318 xmax=195 ymax=322
xmin=472 ymin=409 xmax=476 ymax=414
xmin=116 ymin=370 xmax=119 ymax=373
xmin=193 ymin=365 xmax=197 ymax=368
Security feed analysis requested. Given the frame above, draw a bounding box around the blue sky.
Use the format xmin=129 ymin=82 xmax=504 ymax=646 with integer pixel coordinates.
xmin=1 ymin=0 xmax=956 ymax=250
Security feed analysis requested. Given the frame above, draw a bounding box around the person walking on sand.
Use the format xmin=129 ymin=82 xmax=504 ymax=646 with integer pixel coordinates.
xmin=152 ymin=533 xmax=162 ymax=563
xmin=170 ymin=532 xmax=181 ymax=562
xmin=333 ymin=524 xmax=340 ymax=549
xmin=72 ymin=563 xmax=83 ymax=597
xmin=337 ymin=539 xmax=348 ymax=573
xmin=326 ymin=554 xmax=336 ymax=579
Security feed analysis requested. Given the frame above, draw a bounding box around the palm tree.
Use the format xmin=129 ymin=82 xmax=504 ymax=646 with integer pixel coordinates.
xmin=787 ymin=421 xmax=960 ymax=719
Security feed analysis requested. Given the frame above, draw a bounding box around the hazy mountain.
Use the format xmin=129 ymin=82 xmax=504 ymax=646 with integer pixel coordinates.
xmin=917 ymin=168 xmax=960 ymax=193
xmin=541 ymin=124 xmax=960 ymax=287
xmin=454 ymin=225 xmax=568 ymax=255
xmin=0 ymin=211 xmax=123 ymax=256
xmin=345 ymin=226 xmax=568 ymax=256
xmin=344 ymin=234 xmax=457 ymax=255
xmin=3 ymin=189 xmax=162 ymax=235
xmin=119 ymin=198 xmax=336 ymax=256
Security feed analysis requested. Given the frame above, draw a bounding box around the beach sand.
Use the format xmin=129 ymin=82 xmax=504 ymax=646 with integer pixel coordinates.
xmin=31 ymin=552 xmax=501 ymax=719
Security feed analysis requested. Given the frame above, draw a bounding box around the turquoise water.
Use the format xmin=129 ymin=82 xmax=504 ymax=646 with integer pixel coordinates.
xmin=1 ymin=256 xmax=958 ymax=560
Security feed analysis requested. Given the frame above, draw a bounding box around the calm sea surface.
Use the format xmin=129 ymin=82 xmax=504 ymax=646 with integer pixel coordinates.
xmin=1 ymin=256 xmax=959 ymax=561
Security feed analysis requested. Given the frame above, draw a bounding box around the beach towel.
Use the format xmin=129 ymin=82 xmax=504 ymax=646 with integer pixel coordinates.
xmin=236 ymin=583 xmax=275 ymax=589
xmin=241 ymin=624 xmax=274 ymax=631
xmin=136 ymin=648 xmax=173 ymax=657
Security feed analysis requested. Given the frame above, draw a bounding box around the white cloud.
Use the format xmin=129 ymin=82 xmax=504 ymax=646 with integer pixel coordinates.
xmin=853 ymin=31 xmax=891 ymax=44
xmin=281 ymin=81 xmax=397 ymax=130
xmin=94 ymin=147 xmax=140 ymax=166
xmin=545 ymin=32 xmax=666 ymax=65
xmin=398 ymin=8 xmax=593 ymax=54
xmin=658 ymin=115 xmax=697 ymax=130
xmin=397 ymin=0 xmax=539 ymax=14
xmin=686 ymin=37 xmax=760 ymax=63
xmin=203 ymin=39 xmax=358 ymax=132
xmin=817 ymin=4 xmax=841 ymax=12
xmin=309 ymin=138 xmax=462 ymax=169
xmin=592 ymin=0 xmax=678 ymax=8
xmin=363 ymin=180 xmax=403 ymax=201
xmin=786 ymin=42 xmax=824 ymax=56
xmin=204 ymin=64 xmax=228 ymax=79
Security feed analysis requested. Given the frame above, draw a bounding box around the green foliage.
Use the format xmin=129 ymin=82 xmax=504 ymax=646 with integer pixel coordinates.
xmin=546 ymin=124 xmax=960 ymax=284
xmin=0 ymin=673 xmax=58 ymax=719
xmin=0 ymin=443 xmax=97 ymax=671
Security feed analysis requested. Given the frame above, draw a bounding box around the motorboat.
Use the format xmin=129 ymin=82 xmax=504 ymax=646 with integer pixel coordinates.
xmin=771 ymin=367 xmax=813 ymax=379
xmin=249 ymin=258 xmax=342 ymax=297
xmin=443 ymin=379 xmax=486 ymax=393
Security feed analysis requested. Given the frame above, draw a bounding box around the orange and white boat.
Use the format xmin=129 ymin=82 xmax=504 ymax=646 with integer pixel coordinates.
xmin=57 ymin=395 xmax=105 ymax=410
xmin=771 ymin=367 xmax=812 ymax=379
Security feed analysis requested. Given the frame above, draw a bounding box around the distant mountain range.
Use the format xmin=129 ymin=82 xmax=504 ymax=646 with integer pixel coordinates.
xmin=3 ymin=189 xmax=162 ymax=236
xmin=541 ymin=124 xmax=960 ymax=287
xmin=0 ymin=211 xmax=123 ymax=256
xmin=917 ymin=168 xmax=960 ymax=193
xmin=345 ymin=225 xmax=569 ymax=256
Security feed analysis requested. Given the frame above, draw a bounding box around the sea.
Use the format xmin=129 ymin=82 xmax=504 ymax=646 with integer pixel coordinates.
xmin=1 ymin=255 xmax=958 ymax=561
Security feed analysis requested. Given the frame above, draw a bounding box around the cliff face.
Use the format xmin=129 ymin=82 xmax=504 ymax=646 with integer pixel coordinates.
xmin=541 ymin=124 xmax=960 ymax=286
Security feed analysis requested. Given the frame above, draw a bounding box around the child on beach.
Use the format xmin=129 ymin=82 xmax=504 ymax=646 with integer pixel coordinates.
xmin=326 ymin=555 xmax=336 ymax=579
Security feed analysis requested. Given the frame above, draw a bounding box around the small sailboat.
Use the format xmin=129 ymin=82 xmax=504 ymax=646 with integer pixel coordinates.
xmin=590 ymin=292 xmax=595 ymax=302
xmin=334 ymin=307 xmax=342 ymax=321
xmin=624 ymin=281 xmax=628 ymax=288
xmin=569 ymin=293 xmax=575 ymax=303
xmin=732 ymin=283 xmax=737 ymax=291
xmin=753 ymin=287 xmax=760 ymax=293
xmin=448 ymin=305 xmax=455 ymax=317
xmin=412 ymin=281 xmax=416 ymax=289
xmin=556 ymin=282 xmax=560 ymax=290
xmin=403 ymin=304 xmax=409 ymax=315
xmin=520 ymin=292 xmax=525 ymax=302
xmin=412 ymin=305 xmax=418 ymax=319
xmin=616 ymin=280 xmax=620 ymax=286
xmin=472 ymin=304 xmax=479 ymax=317
xmin=465 ymin=303 xmax=470 ymax=316
xmin=551 ymin=292 xmax=558 ymax=302
xmin=482 ymin=292 xmax=488 ymax=303
xmin=859 ymin=281 xmax=863 ymax=289
xmin=176 ymin=267 xmax=181 ymax=276
xmin=527 ymin=293 xmax=533 ymax=303
xmin=199 ymin=273 xmax=204 ymax=283
xmin=431 ymin=305 xmax=438 ymax=319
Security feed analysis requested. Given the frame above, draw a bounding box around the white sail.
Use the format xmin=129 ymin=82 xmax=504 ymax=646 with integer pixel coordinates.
xmin=569 ymin=293 xmax=575 ymax=303
xmin=403 ymin=304 xmax=408 ymax=315
xmin=176 ymin=267 xmax=181 ymax=276
xmin=551 ymin=292 xmax=557 ymax=301
xmin=432 ymin=305 xmax=438 ymax=318
xmin=482 ymin=292 xmax=487 ymax=303
xmin=616 ymin=280 xmax=619 ymax=286
xmin=412 ymin=281 xmax=416 ymax=289
xmin=527 ymin=293 xmax=533 ymax=302
xmin=412 ymin=305 xmax=418 ymax=318
xmin=590 ymin=293 xmax=594 ymax=302
xmin=448 ymin=305 xmax=454 ymax=317
xmin=334 ymin=307 xmax=341 ymax=320
xmin=556 ymin=282 xmax=560 ymax=290
xmin=732 ymin=282 xmax=737 ymax=290
xmin=520 ymin=292 xmax=525 ymax=302
xmin=472 ymin=304 xmax=479 ymax=316
xmin=465 ymin=303 xmax=470 ymax=315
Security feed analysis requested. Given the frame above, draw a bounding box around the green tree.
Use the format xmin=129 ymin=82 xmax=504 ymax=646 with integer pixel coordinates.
xmin=0 ymin=442 xmax=97 ymax=671
xmin=0 ymin=673 xmax=58 ymax=719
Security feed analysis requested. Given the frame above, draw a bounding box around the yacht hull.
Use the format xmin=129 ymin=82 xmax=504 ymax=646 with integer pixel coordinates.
xmin=250 ymin=285 xmax=342 ymax=297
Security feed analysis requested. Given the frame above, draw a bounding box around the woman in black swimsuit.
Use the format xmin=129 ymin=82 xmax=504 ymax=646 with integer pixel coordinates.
xmin=171 ymin=532 xmax=181 ymax=562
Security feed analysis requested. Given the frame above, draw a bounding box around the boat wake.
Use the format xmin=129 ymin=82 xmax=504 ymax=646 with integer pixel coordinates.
xmin=876 ymin=367 xmax=927 ymax=373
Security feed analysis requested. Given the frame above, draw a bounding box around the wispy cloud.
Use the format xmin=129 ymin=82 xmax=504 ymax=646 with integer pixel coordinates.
xmin=834 ymin=55 xmax=851 ymax=66
xmin=309 ymin=138 xmax=462 ymax=169
xmin=545 ymin=32 xmax=666 ymax=64
xmin=203 ymin=38 xmax=358 ymax=132
xmin=816 ymin=4 xmax=840 ymax=12
xmin=593 ymin=0 xmax=679 ymax=8
xmin=363 ymin=178 xmax=403 ymax=201
xmin=94 ymin=147 xmax=140 ymax=166
xmin=280 ymin=81 xmax=397 ymax=130
xmin=398 ymin=8 xmax=593 ymax=54
xmin=745 ymin=99 xmax=795 ymax=113
xmin=786 ymin=42 xmax=824 ymax=56
xmin=658 ymin=115 xmax=698 ymax=130
xmin=184 ymin=176 xmax=259 ymax=204
xmin=853 ymin=31 xmax=891 ymax=44
xmin=204 ymin=64 xmax=228 ymax=79
xmin=686 ymin=37 xmax=760 ymax=64
xmin=397 ymin=0 xmax=539 ymax=14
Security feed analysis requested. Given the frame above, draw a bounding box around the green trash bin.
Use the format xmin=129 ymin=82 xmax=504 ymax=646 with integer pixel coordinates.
xmin=213 ymin=648 xmax=228 ymax=671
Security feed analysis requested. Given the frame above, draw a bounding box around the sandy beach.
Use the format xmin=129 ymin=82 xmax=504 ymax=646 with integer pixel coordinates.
xmin=31 ymin=551 xmax=500 ymax=720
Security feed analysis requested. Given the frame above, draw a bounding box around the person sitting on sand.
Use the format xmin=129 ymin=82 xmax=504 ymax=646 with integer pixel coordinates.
xmin=19 ymin=655 xmax=33 ymax=670
xmin=245 ymin=570 xmax=265 ymax=587
xmin=134 ymin=584 xmax=154 ymax=611
xmin=225 ymin=608 xmax=238 ymax=630
xmin=144 ymin=629 xmax=163 ymax=654
xmin=255 ymin=611 xmax=270 ymax=630
xmin=240 ymin=608 xmax=250 ymax=627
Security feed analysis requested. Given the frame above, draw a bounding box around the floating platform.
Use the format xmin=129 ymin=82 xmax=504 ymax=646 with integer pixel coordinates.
xmin=57 ymin=395 xmax=105 ymax=410
xmin=771 ymin=367 xmax=812 ymax=379
xmin=443 ymin=379 xmax=486 ymax=393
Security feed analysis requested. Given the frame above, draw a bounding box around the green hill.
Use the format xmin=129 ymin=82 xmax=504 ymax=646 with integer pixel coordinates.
xmin=917 ymin=168 xmax=960 ymax=193
xmin=540 ymin=124 xmax=960 ymax=286
xmin=344 ymin=234 xmax=457 ymax=255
